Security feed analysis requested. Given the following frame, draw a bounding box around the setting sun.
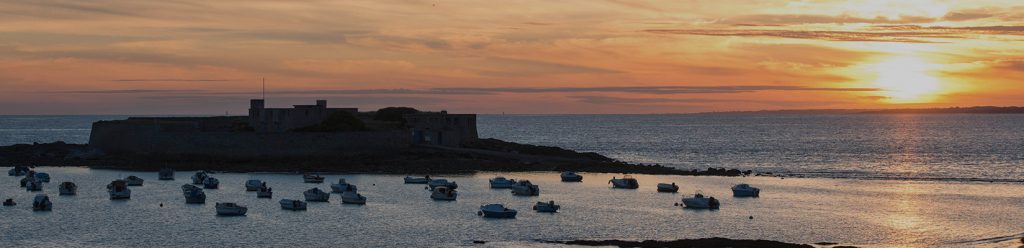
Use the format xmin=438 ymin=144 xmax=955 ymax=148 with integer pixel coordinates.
xmin=870 ymin=57 xmax=944 ymax=103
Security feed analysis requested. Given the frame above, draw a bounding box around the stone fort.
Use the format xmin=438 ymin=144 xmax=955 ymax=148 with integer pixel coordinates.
xmin=89 ymin=99 xmax=478 ymax=158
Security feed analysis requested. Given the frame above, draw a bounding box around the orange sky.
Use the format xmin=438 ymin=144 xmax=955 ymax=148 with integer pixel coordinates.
xmin=1 ymin=0 xmax=1023 ymax=114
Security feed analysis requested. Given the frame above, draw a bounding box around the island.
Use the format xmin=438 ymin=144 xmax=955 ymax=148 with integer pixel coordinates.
xmin=0 ymin=98 xmax=747 ymax=176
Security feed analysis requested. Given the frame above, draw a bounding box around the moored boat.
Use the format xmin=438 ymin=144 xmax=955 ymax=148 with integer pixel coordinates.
xmin=215 ymin=202 xmax=247 ymax=216
xmin=341 ymin=191 xmax=367 ymax=205
xmin=245 ymin=179 xmax=262 ymax=191
xmin=404 ymin=176 xmax=430 ymax=184
xmin=59 ymin=181 xmax=77 ymax=195
xmin=8 ymin=166 xmax=30 ymax=176
xmin=657 ymin=183 xmax=679 ymax=193
xmin=303 ymin=173 xmax=324 ymax=183
xmin=533 ymin=201 xmax=560 ymax=213
xmin=731 ymin=184 xmax=761 ymax=197
xmin=609 ymin=175 xmax=639 ymax=189
xmin=330 ymin=178 xmax=357 ymax=193
xmin=124 ymin=175 xmax=144 ymax=186
xmin=191 ymin=171 xmax=208 ymax=185
xmin=489 ymin=177 xmax=516 ymax=188
xmin=158 ymin=168 xmax=175 ymax=180
xmin=280 ymin=199 xmax=307 ymax=210
xmin=478 ymin=204 xmax=516 ymax=218
xmin=32 ymin=194 xmax=52 ymax=211
xmin=430 ymin=186 xmax=457 ymax=201
xmin=34 ymin=172 xmax=51 ymax=183
xmin=203 ymin=177 xmax=220 ymax=189
xmin=107 ymin=179 xmax=131 ymax=200
xmin=680 ymin=192 xmax=720 ymax=209
xmin=560 ymin=171 xmax=583 ymax=182
xmin=304 ymin=188 xmax=330 ymax=202
xmin=511 ymin=180 xmax=540 ymax=196
xmin=256 ymin=184 xmax=273 ymax=198
xmin=25 ymin=177 xmax=43 ymax=191
xmin=2 ymin=198 xmax=14 ymax=206
xmin=428 ymin=179 xmax=458 ymax=190
xmin=183 ymin=185 xmax=206 ymax=204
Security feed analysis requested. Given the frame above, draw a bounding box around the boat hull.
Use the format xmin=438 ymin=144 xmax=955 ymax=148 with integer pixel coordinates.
xmin=280 ymin=200 xmax=307 ymax=210
xmin=732 ymin=189 xmax=760 ymax=197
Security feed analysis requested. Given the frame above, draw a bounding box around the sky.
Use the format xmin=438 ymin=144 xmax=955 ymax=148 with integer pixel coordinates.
xmin=1 ymin=0 xmax=1023 ymax=114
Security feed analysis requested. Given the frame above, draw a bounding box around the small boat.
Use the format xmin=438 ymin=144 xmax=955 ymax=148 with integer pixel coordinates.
xmin=428 ymin=179 xmax=458 ymax=190
xmin=657 ymin=183 xmax=679 ymax=193
xmin=609 ymin=175 xmax=639 ymax=189
xmin=59 ymin=182 xmax=77 ymax=195
xmin=107 ymin=180 xmax=131 ymax=200
xmin=124 ymin=175 xmax=144 ymax=186
xmin=280 ymin=199 xmax=307 ymax=210
xmin=430 ymin=186 xmax=457 ymax=201
xmin=330 ymin=178 xmax=357 ymax=193
xmin=560 ymin=171 xmax=583 ymax=182
xmin=32 ymin=194 xmax=52 ymax=211
xmin=489 ymin=177 xmax=517 ymax=188
xmin=215 ymin=202 xmax=247 ymax=216
xmin=478 ymin=204 xmax=516 ymax=218
xmin=303 ymin=188 xmax=330 ymax=202
xmin=303 ymin=173 xmax=324 ymax=183
xmin=511 ymin=180 xmax=540 ymax=196
xmin=404 ymin=176 xmax=430 ymax=184
xmin=25 ymin=178 xmax=43 ymax=191
xmin=183 ymin=186 xmax=206 ymax=204
xmin=245 ymin=179 xmax=262 ymax=191
xmin=34 ymin=172 xmax=51 ymax=183
xmin=341 ymin=191 xmax=367 ymax=205
xmin=158 ymin=168 xmax=174 ymax=180
xmin=203 ymin=177 xmax=219 ymax=189
xmin=680 ymin=192 xmax=720 ymax=209
xmin=533 ymin=201 xmax=560 ymax=213
xmin=19 ymin=176 xmax=32 ymax=187
xmin=731 ymin=184 xmax=761 ymax=197
xmin=191 ymin=171 xmax=208 ymax=184
xmin=256 ymin=185 xmax=273 ymax=198
xmin=8 ymin=166 xmax=30 ymax=176
xmin=2 ymin=198 xmax=14 ymax=206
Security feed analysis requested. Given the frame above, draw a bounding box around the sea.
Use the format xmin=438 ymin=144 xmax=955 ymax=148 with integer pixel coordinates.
xmin=1 ymin=114 xmax=1023 ymax=247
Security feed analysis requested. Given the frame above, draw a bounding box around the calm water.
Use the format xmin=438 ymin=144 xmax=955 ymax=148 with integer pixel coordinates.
xmin=2 ymin=168 xmax=1023 ymax=247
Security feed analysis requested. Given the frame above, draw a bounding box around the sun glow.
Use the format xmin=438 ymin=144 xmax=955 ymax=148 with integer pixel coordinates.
xmin=870 ymin=56 xmax=944 ymax=103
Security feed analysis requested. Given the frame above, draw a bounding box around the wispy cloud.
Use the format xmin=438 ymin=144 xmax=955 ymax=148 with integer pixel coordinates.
xmin=111 ymin=79 xmax=234 ymax=82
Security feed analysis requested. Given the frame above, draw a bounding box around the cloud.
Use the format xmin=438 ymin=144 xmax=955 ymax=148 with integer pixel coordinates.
xmin=645 ymin=29 xmax=958 ymax=43
xmin=723 ymin=14 xmax=938 ymax=26
xmin=45 ymin=85 xmax=878 ymax=96
xmin=569 ymin=95 xmax=843 ymax=107
xmin=111 ymin=79 xmax=233 ymax=82
xmin=52 ymin=89 xmax=207 ymax=94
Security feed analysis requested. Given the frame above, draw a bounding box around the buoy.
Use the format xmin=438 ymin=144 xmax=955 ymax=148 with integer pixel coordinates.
xmin=749 ymin=216 xmax=753 ymax=219
xmin=477 ymin=211 xmax=483 ymax=216
xmin=160 ymin=203 xmax=164 ymax=207
xmin=674 ymin=203 xmax=679 ymax=206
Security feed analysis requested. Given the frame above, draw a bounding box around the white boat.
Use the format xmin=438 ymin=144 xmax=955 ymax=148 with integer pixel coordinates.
xmin=124 ymin=175 xmax=144 ymax=186
xmin=403 ymin=176 xmax=430 ymax=184
xmin=533 ymin=201 xmax=560 ymax=213
xmin=8 ymin=166 xmax=30 ymax=176
xmin=731 ymin=184 xmax=761 ymax=197
xmin=341 ymin=191 xmax=367 ymax=205
xmin=107 ymin=180 xmax=131 ymax=200
xmin=330 ymin=178 xmax=357 ymax=193
xmin=158 ymin=168 xmax=174 ymax=180
xmin=215 ymin=202 xmax=247 ymax=216
xmin=511 ymin=180 xmax=540 ymax=196
xmin=191 ymin=171 xmax=208 ymax=184
xmin=58 ymin=182 xmax=77 ymax=195
xmin=609 ymin=175 xmax=639 ymax=189
xmin=280 ymin=199 xmax=307 ymax=210
xmin=560 ymin=171 xmax=583 ymax=182
xmin=303 ymin=173 xmax=324 ymax=183
xmin=680 ymin=192 xmax=720 ymax=209
xmin=489 ymin=177 xmax=517 ymax=188
xmin=183 ymin=185 xmax=206 ymax=204
xmin=657 ymin=183 xmax=679 ymax=193
xmin=256 ymin=184 xmax=273 ymax=198
xmin=25 ymin=178 xmax=43 ymax=191
xmin=304 ymin=188 xmax=330 ymax=202
xmin=3 ymin=198 xmax=15 ymax=206
xmin=430 ymin=186 xmax=457 ymax=201
xmin=245 ymin=179 xmax=263 ymax=191
xmin=32 ymin=194 xmax=52 ymax=211
xmin=203 ymin=177 xmax=219 ymax=189
xmin=34 ymin=172 xmax=51 ymax=183
xmin=428 ymin=179 xmax=458 ymax=190
xmin=478 ymin=204 xmax=516 ymax=218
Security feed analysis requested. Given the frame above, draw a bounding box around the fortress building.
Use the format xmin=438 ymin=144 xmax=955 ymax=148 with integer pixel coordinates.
xmin=88 ymin=99 xmax=477 ymax=158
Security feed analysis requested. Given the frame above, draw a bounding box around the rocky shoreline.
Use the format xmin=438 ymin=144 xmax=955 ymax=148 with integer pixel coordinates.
xmin=0 ymin=139 xmax=752 ymax=176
